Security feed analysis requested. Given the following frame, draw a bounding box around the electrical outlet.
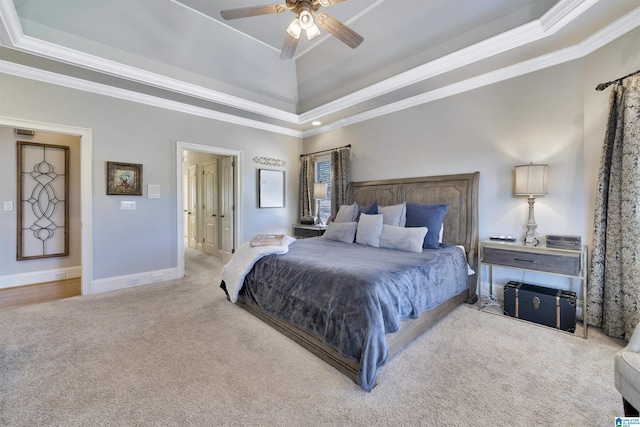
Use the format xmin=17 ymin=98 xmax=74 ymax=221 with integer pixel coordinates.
xmin=151 ymin=273 xmax=163 ymax=282
xmin=3 ymin=201 xmax=13 ymax=211
xmin=55 ymin=272 xmax=67 ymax=280
xmin=129 ymin=277 xmax=141 ymax=285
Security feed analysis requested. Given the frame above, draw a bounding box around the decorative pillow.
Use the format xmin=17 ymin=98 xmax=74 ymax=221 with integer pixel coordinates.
xmin=380 ymin=225 xmax=427 ymax=253
xmin=323 ymin=221 xmax=357 ymax=243
xmin=356 ymin=202 xmax=378 ymax=221
xmin=405 ymin=203 xmax=449 ymax=249
xmin=334 ymin=203 xmax=359 ymax=223
xmin=378 ymin=202 xmax=406 ymax=226
xmin=355 ymin=213 xmax=384 ymax=247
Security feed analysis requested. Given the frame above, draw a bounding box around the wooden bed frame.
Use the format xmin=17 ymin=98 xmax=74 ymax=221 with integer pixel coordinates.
xmin=236 ymin=172 xmax=480 ymax=386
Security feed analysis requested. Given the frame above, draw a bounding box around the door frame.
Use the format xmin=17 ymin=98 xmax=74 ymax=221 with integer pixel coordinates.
xmin=176 ymin=141 xmax=241 ymax=278
xmin=1 ymin=115 xmax=93 ymax=295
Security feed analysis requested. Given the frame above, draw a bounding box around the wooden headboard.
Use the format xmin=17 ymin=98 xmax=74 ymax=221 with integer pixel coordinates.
xmin=350 ymin=172 xmax=480 ymax=303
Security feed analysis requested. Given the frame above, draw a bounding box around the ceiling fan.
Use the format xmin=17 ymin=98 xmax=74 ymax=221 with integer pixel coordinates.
xmin=220 ymin=0 xmax=364 ymax=60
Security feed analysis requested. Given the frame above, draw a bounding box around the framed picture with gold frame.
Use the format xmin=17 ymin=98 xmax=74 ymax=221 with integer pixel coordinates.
xmin=107 ymin=161 xmax=143 ymax=196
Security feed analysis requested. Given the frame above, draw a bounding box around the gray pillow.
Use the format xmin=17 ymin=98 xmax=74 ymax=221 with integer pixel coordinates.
xmin=378 ymin=203 xmax=406 ymax=226
xmin=323 ymin=221 xmax=357 ymax=243
xmin=356 ymin=213 xmax=384 ymax=247
xmin=334 ymin=203 xmax=359 ymax=223
xmin=380 ymin=224 xmax=427 ymax=253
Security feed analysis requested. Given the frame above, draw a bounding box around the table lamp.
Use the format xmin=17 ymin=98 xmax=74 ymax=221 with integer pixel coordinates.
xmin=514 ymin=163 xmax=548 ymax=246
xmin=313 ymin=182 xmax=327 ymax=225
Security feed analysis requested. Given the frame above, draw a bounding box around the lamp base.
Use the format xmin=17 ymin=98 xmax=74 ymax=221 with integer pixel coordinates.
xmin=315 ymin=199 xmax=323 ymax=226
xmin=523 ymin=226 xmax=540 ymax=246
xmin=523 ymin=196 xmax=541 ymax=246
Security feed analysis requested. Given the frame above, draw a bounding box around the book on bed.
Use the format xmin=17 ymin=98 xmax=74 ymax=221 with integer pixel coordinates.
xmin=250 ymin=234 xmax=285 ymax=247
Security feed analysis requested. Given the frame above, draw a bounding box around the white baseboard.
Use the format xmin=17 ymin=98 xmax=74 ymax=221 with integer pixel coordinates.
xmin=90 ymin=268 xmax=179 ymax=294
xmin=0 ymin=266 xmax=82 ymax=290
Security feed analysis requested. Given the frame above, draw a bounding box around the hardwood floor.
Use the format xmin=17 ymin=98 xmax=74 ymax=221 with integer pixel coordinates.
xmin=0 ymin=278 xmax=81 ymax=310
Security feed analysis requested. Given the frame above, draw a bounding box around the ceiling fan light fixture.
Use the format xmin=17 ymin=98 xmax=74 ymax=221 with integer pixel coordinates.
xmin=299 ymin=10 xmax=314 ymax=30
xmin=306 ymin=24 xmax=321 ymax=40
xmin=286 ymin=18 xmax=302 ymax=39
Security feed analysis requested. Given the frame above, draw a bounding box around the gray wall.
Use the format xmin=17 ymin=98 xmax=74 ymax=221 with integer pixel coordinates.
xmin=0 ymin=74 xmax=301 ymax=288
xmin=1 ymin=25 xmax=638 ymax=297
xmin=303 ymin=26 xmax=640 ymax=298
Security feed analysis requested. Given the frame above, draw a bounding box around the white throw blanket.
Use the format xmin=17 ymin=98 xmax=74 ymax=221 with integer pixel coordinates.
xmin=221 ymin=235 xmax=296 ymax=302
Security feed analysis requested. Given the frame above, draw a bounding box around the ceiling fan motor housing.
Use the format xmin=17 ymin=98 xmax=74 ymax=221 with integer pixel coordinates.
xmin=286 ymin=0 xmax=321 ymax=14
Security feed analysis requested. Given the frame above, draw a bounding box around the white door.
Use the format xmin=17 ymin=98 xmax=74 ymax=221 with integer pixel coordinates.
xmin=187 ymin=165 xmax=197 ymax=249
xmin=202 ymin=161 xmax=218 ymax=255
xmin=219 ymin=156 xmax=235 ymax=262
xmin=183 ymin=174 xmax=188 ymax=242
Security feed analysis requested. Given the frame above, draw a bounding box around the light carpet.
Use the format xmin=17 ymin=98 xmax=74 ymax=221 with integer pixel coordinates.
xmin=0 ymin=248 xmax=626 ymax=426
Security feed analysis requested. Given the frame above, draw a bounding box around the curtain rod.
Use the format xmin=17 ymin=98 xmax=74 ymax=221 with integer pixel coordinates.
xmin=300 ymin=144 xmax=351 ymax=158
xmin=595 ymin=68 xmax=640 ymax=91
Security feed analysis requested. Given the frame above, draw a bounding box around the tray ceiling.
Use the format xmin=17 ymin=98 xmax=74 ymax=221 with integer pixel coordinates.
xmin=1 ymin=0 xmax=639 ymax=136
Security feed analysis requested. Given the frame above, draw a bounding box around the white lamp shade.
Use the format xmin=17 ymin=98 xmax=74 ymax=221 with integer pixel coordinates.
xmin=313 ymin=182 xmax=327 ymax=199
xmin=514 ymin=164 xmax=548 ymax=196
xmin=306 ymin=23 xmax=321 ymax=40
xmin=286 ymin=19 xmax=302 ymax=39
xmin=299 ymin=10 xmax=314 ymax=30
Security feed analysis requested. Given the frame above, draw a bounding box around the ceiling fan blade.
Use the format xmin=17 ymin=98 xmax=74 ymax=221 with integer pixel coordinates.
xmin=280 ymin=33 xmax=299 ymax=60
xmin=315 ymin=12 xmax=363 ymax=49
xmin=220 ymin=4 xmax=287 ymax=20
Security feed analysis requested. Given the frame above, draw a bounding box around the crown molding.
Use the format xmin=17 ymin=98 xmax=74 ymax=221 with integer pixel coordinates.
xmin=0 ymin=60 xmax=303 ymax=137
xmin=1 ymin=0 xmax=638 ymax=139
xmin=298 ymin=0 xmax=601 ymax=122
xmin=303 ymin=6 xmax=640 ymax=138
xmin=0 ymin=0 xmax=298 ymax=124
xmin=539 ymin=0 xmax=599 ymax=32
xmin=0 ymin=0 xmax=21 ymax=45
xmin=0 ymin=0 xmax=603 ymax=125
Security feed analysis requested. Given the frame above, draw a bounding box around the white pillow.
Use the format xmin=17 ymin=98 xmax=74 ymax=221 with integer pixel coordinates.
xmin=323 ymin=221 xmax=357 ymax=243
xmin=378 ymin=203 xmax=406 ymax=226
xmin=334 ymin=203 xmax=359 ymax=223
xmin=439 ymin=223 xmax=444 ymax=243
xmin=356 ymin=213 xmax=384 ymax=247
xmin=380 ymin=224 xmax=428 ymax=253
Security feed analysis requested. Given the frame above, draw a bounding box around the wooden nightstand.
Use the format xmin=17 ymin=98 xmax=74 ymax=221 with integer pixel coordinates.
xmin=478 ymin=240 xmax=588 ymax=338
xmin=292 ymin=224 xmax=327 ymax=238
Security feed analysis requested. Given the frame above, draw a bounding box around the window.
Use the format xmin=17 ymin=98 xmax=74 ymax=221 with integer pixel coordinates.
xmin=315 ymin=155 xmax=331 ymax=223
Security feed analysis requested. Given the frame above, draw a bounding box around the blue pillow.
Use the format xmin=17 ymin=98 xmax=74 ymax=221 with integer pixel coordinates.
xmin=405 ymin=202 xmax=449 ymax=249
xmin=356 ymin=202 xmax=378 ymax=221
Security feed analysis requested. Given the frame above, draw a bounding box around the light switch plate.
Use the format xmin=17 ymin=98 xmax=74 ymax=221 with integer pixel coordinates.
xmin=148 ymin=184 xmax=160 ymax=199
xmin=3 ymin=201 xmax=13 ymax=211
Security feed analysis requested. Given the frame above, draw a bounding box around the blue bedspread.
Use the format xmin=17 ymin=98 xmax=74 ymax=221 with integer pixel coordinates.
xmin=238 ymin=237 xmax=469 ymax=391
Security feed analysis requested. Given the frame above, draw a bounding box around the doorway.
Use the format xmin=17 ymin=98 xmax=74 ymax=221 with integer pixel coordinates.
xmin=0 ymin=116 xmax=92 ymax=295
xmin=176 ymin=142 xmax=242 ymax=278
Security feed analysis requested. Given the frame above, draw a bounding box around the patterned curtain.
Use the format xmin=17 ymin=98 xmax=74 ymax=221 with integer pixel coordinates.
xmin=587 ymin=76 xmax=640 ymax=341
xmin=330 ymin=147 xmax=351 ymax=217
xmin=298 ymin=154 xmax=316 ymax=220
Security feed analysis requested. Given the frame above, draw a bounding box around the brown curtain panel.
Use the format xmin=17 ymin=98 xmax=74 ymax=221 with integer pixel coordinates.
xmin=587 ymin=75 xmax=640 ymax=341
xmin=298 ymin=154 xmax=316 ymax=220
xmin=330 ymin=147 xmax=351 ymax=217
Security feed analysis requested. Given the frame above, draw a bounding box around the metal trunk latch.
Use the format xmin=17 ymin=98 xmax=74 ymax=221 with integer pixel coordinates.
xmin=533 ymin=296 xmax=541 ymax=310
